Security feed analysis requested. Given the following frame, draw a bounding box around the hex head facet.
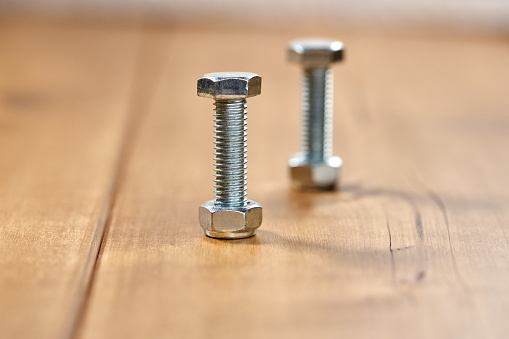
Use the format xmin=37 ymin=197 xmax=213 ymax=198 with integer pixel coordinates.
xmin=288 ymin=155 xmax=342 ymax=190
xmin=288 ymin=38 xmax=344 ymax=67
xmin=197 ymin=72 xmax=262 ymax=100
xmin=199 ymin=200 xmax=263 ymax=239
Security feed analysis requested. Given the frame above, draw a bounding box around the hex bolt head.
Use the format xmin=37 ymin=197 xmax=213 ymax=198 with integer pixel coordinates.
xmin=197 ymin=72 xmax=263 ymax=239
xmin=288 ymin=38 xmax=344 ymax=67
xmin=197 ymin=72 xmax=262 ymax=99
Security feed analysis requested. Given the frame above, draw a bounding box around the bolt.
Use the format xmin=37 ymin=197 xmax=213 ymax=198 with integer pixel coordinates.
xmin=197 ymin=72 xmax=263 ymax=239
xmin=287 ymin=38 xmax=344 ymax=190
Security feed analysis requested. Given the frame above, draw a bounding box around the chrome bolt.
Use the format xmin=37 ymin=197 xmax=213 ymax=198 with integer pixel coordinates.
xmin=197 ymin=72 xmax=263 ymax=239
xmin=288 ymin=38 xmax=344 ymax=190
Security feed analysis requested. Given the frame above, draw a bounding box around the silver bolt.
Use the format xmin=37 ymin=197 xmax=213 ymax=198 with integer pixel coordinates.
xmin=197 ymin=72 xmax=263 ymax=239
xmin=288 ymin=38 xmax=344 ymax=190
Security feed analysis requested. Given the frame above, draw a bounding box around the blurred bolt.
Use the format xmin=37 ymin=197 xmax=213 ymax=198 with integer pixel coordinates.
xmin=288 ymin=38 xmax=344 ymax=190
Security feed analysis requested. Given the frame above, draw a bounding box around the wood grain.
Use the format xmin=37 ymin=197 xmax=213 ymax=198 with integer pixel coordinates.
xmin=76 ymin=28 xmax=509 ymax=339
xmin=0 ymin=20 xmax=139 ymax=338
xmin=1 ymin=20 xmax=508 ymax=339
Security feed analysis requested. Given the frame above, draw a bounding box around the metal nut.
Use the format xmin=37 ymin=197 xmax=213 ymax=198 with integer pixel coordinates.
xmin=197 ymin=72 xmax=262 ymax=99
xmin=288 ymin=155 xmax=342 ymax=190
xmin=199 ymin=200 xmax=263 ymax=239
xmin=288 ymin=38 xmax=344 ymax=67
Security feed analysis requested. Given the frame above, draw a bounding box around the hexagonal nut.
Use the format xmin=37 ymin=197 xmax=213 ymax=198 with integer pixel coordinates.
xmin=288 ymin=155 xmax=342 ymax=190
xmin=197 ymin=72 xmax=262 ymax=100
xmin=288 ymin=38 xmax=344 ymax=67
xmin=199 ymin=200 xmax=263 ymax=239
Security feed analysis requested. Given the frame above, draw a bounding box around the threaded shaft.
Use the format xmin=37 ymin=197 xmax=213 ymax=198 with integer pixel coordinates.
xmin=301 ymin=67 xmax=333 ymax=162
xmin=213 ymin=98 xmax=248 ymax=207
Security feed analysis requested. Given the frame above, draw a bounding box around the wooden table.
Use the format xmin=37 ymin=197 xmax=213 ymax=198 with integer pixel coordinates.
xmin=1 ymin=18 xmax=508 ymax=339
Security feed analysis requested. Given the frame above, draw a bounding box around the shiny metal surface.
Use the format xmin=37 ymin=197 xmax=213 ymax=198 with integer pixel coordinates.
xmin=213 ymin=98 xmax=248 ymax=208
xmin=199 ymin=200 xmax=262 ymax=239
xmin=197 ymin=72 xmax=263 ymax=239
xmin=287 ymin=38 xmax=344 ymax=190
xmin=197 ymin=72 xmax=262 ymax=99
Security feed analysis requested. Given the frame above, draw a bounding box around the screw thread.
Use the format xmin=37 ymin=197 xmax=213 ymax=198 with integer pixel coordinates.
xmin=301 ymin=67 xmax=333 ymax=162
xmin=213 ymin=98 xmax=248 ymax=207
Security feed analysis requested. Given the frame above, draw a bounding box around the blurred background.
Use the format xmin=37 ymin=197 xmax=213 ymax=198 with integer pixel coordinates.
xmin=1 ymin=0 xmax=509 ymax=34
xmin=1 ymin=1 xmax=509 ymax=339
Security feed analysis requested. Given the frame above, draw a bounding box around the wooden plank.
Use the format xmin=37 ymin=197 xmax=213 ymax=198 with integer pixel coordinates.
xmin=0 ymin=20 xmax=139 ymax=338
xmin=351 ymin=35 xmax=509 ymax=338
xmin=78 ymin=28 xmax=509 ymax=339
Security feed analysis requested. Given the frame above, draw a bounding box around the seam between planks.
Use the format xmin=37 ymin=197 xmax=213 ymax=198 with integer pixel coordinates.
xmin=61 ymin=22 xmax=167 ymax=339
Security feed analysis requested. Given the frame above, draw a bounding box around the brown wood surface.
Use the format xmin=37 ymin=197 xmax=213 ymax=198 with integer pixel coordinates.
xmin=0 ymin=20 xmax=140 ymax=339
xmin=1 ymin=19 xmax=508 ymax=339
